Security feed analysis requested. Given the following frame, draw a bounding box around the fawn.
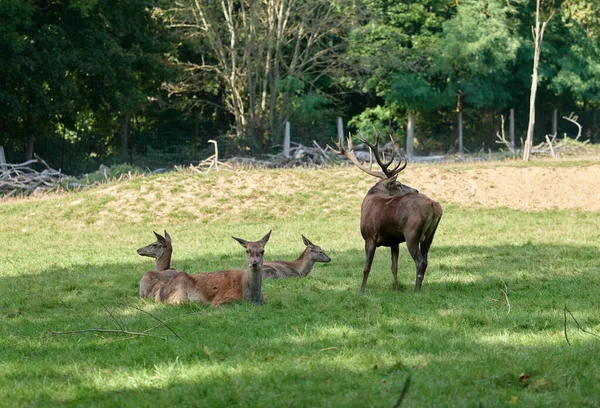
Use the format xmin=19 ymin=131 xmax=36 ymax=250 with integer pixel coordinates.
xmin=156 ymin=231 xmax=271 ymax=306
xmin=262 ymin=235 xmax=330 ymax=279
xmin=137 ymin=230 xmax=178 ymax=298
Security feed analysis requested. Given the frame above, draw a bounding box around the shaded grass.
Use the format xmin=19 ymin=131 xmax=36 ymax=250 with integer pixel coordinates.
xmin=0 ymin=169 xmax=599 ymax=407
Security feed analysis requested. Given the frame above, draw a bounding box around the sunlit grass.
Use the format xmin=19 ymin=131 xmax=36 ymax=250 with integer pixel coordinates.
xmin=0 ymin=165 xmax=599 ymax=407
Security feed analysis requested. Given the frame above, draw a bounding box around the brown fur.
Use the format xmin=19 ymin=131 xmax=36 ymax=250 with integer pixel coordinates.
xmin=329 ymin=130 xmax=442 ymax=292
xmin=137 ymin=230 xmax=178 ymax=298
xmin=156 ymin=231 xmax=271 ymax=306
xmin=360 ymin=178 xmax=443 ymax=292
xmin=262 ymin=235 xmax=331 ymax=279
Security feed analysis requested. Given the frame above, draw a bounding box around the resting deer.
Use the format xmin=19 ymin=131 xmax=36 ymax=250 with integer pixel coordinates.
xmin=137 ymin=230 xmax=178 ymax=298
xmin=330 ymin=131 xmax=442 ymax=292
xmin=262 ymin=235 xmax=331 ymax=279
xmin=156 ymin=231 xmax=271 ymax=306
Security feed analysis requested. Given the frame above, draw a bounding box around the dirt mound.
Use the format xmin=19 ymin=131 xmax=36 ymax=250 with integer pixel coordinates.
xmin=403 ymin=163 xmax=600 ymax=211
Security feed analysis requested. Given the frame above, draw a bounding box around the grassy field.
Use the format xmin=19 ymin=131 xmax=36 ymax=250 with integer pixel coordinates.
xmin=1 ymin=163 xmax=599 ymax=407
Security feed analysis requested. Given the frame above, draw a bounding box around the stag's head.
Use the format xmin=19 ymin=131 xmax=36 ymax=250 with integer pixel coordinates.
xmin=329 ymin=130 xmax=417 ymax=196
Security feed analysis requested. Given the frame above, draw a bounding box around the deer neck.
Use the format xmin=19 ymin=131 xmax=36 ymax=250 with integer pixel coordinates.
xmin=155 ymin=247 xmax=172 ymax=272
xmin=243 ymin=265 xmax=263 ymax=304
xmin=291 ymin=247 xmax=314 ymax=277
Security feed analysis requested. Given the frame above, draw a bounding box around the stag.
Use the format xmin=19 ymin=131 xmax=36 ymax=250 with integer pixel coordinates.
xmin=330 ymin=131 xmax=442 ymax=292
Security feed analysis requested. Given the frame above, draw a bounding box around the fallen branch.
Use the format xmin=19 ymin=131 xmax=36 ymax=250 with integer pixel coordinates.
xmin=563 ymin=303 xmax=600 ymax=346
xmin=48 ymin=328 xmax=166 ymax=340
xmin=392 ymin=375 xmax=411 ymax=408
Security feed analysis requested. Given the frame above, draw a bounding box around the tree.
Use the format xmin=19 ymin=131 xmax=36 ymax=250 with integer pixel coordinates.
xmin=161 ymin=0 xmax=353 ymax=152
xmin=0 ymin=0 xmax=172 ymax=165
xmin=523 ymin=0 xmax=554 ymax=161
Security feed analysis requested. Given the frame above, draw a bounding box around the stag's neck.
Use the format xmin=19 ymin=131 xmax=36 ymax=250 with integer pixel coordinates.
xmin=243 ymin=265 xmax=263 ymax=304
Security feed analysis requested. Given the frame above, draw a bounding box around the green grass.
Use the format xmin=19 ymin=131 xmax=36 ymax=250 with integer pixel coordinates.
xmin=1 ymin=166 xmax=599 ymax=407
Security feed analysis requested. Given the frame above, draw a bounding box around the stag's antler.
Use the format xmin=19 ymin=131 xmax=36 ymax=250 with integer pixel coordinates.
xmin=329 ymin=130 xmax=407 ymax=180
xmin=358 ymin=129 xmax=407 ymax=179
xmin=328 ymin=133 xmax=387 ymax=179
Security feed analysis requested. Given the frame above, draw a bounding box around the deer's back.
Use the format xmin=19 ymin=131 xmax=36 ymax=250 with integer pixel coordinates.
xmin=262 ymin=262 xmax=300 ymax=279
xmin=158 ymin=270 xmax=246 ymax=304
xmin=139 ymin=269 xmax=178 ymax=298
xmin=360 ymin=193 xmax=440 ymax=245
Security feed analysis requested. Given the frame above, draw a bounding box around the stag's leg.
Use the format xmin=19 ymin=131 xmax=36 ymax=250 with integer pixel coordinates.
xmin=391 ymin=244 xmax=400 ymax=291
xmin=360 ymin=241 xmax=377 ymax=293
xmin=405 ymin=235 xmax=427 ymax=292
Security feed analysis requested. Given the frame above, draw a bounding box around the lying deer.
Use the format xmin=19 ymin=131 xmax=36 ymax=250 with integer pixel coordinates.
xmin=262 ymin=235 xmax=331 ymax=279
xmin=137 ymin=230 xmax=178 ymax=298
xmin=156 ymin=231 xmax=271 ymax=306
xmin=330 ymin=131 xmax=442 ymax=292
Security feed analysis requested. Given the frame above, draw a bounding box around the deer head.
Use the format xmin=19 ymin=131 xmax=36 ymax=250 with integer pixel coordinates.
xmin=232 ymin=230 xmax=272 ymax=268
xmin=329 ymin=129 xmax=417 ymax=196
xmin=137 ymin=230 xmax=172 ymax=260
xmin=302 ymin=235 xmax=331 ymax=263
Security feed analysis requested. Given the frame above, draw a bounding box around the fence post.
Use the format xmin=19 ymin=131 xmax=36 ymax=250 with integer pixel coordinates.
xmin=0 ymin=146 xmax=6 ymax=170
xmin=406 ymin=113 xmax=414 ymax=158
xmin=283 ymin=121 xmax=291 ymax=158
xmin=337 ymin=117 xmax=344 ymax=144
xmin=510 ymin=108 xmax=515 ymax=150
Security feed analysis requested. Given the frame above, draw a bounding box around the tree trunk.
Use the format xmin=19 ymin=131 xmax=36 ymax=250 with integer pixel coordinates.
xmin=25 ymin=110 xmax=36 ymax=161
xmin=523 ymin=0 xmax=553 ymax=161
xmin=119 ymin=114 xmax=130 ymax=155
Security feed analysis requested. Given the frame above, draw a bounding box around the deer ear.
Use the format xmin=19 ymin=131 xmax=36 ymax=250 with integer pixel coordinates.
xmin=163 ymin=230 xmax=172 ymax=243
xmin=232 ymin=236 xmax=248 ymax=248
xmin=261 ymin=230 xmax=272 ymax=244
xmin=302 ymin=235 xmax=313 ymax=247
xmin=154 ymin=231 xmax=166 ymax=244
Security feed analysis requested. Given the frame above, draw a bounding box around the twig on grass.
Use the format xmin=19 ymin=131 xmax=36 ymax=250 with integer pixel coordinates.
xmin=564 ymin=303 xmax=570 ymax=346
xmin=563 ymin=303 xmax=600 ymax=346
xmin=392 ymin=375 xmax=411 ymax=408
xmin=127 ymin=304 xmax=184 ymax=341
xmin=491 ymin=280 xmax=511 ymax=314
xmin=501 ymin=280 xmax=511 ymax=314
xmin=48 ymin=328 xmax=166 ymax=340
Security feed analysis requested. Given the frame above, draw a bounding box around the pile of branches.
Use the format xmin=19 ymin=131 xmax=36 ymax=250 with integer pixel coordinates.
xmin=531 ymin=113 xmax=592 ymax=157
xmin=0 ymin=154 xmax=82 ymax=197
xmin=267 ymin=141 xmax=332 ymax=168
xmin=496 ymin=112 xmax=594 ymax=158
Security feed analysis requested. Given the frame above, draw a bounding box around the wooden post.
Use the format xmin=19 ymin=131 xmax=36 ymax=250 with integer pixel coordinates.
xmin=510 ymin=108 xmax=515 ymax=150
xmin=406 ymin=112 xmax=415 ymax=158
xmin=283 ymin=121 xmax=291 ymax=158
xmin=194 ymin=111 xmax=199 ymax=162
xmin=0 ymin=146 xmax=6 ymax=170
xmin=552 ymin=108 xmax=558 ymax=136
xmin=337 ymin=117 xmax=344 ymax=145
xmin=458 ymin=111 xmax=463 ymax=155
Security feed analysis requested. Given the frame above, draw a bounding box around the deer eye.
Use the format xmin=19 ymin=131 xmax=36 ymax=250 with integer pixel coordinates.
xmin=260 ymin=250 xmax=264 ymax=255
xmin=246 ymin=249 xmax=250 ymax=253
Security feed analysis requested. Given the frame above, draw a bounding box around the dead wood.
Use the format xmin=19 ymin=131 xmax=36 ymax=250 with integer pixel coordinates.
xmin=0 ymin=154 xmax=83 ymax=197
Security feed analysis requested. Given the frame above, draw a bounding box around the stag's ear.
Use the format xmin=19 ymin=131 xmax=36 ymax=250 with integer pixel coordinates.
xmin=232 ymin=236 xmax=248 ymax=248
xmin=163 ymin=230 xmax=172 ymax=243
xmin=261 ymin=230 xmax=272 ymax=244
xmin=302 ymin=235 xmax=313 ymax=247
xmin=154 ymin=231 xmax=166 ymax=244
